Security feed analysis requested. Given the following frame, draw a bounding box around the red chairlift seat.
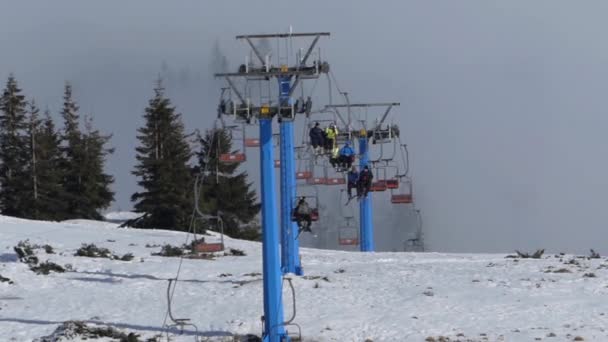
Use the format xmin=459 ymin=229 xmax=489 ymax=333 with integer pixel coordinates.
xmin=244 ymin=138 xmax=260 ymax=147
xmin=296 ymin=171 xmax=312 ymax=180
xmin=220 ymin=153 xmax=246 ymax=163
xmin=370 ymin=180 xmax=387 ymax=192
xmin=385 ymin=179 xmax=399 ymax=189
xmin=338 ymin=227 xmax=359 ymax=246
xmin=310 ymin=209 xmax=319 ymax=221
xmin=307 ymin=177 xmax=327 ymax=185
xmin=326 ymin=178 xmax=345 ymax=185
xmin=339 ymin=238 xmax=358 ymax=245
xmin=391 ymin=194 xmax=413 ymax=204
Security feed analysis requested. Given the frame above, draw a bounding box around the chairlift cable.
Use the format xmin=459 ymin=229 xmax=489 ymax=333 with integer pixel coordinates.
xmin=160 ymin=118 xmax=221 ymax=337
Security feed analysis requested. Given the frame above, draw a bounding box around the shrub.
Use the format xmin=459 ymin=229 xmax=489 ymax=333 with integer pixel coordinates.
xmin=228 ymin=248 xmax=246 ymax=256
xmin=30 ymin=261 xmax=66 ymax=275
xmin=152 ymin=244 xmax=184 ymax=257
xmin=75 ymin=244 xmax=112 ymax=258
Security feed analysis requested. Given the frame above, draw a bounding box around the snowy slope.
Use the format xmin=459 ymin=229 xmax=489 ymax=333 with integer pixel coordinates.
xmin=1 ymin=215 xmax=608 ymax=341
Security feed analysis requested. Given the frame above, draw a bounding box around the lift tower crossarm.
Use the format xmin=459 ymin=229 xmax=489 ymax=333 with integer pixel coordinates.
xmin=215 ymin=69 xmax=322 ymax=78
xmin=236 ymin=32 xmax=331 ymax=39
xmin=326 ymin=102 xmax=400 ymax=108
xmin=288 ymin=33 xmax=324 ymax=97
xmin=223 ymin=77 xmax=246 ymax=104
xmin=243 ymin=37 xmax=266 ymax=66
xmin=327 ymin=102 xmax=401 ymax=127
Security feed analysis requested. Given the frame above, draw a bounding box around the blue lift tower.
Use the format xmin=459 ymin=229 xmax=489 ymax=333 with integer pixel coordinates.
xmin=215 ymin=31 xmax=330 ymax=342
xmin=325 ymin=102 xmax=400 ymax=252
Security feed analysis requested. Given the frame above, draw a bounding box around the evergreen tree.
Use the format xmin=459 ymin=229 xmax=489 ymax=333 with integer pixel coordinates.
xmin=210 ymin=40 xmax=229 ymax=74
xmin=58 ymin=83 xmax=114 ymax=219
xmin=58 ymin=82 xmax=85 ymax=218
xmin=22 ymin=99 xmax=43 ymax=218
xmin=30 ymin=108 xmax=66 ymax=220
xmin=0 ymin=75 xmax=29 ymax=217
xmin=80 ymin=116 xmax=115 ymax=219
xmin=131 ymin=80 xmax=193 ymax=230
xmin=196 ymin=128 xmax=260 ymax=239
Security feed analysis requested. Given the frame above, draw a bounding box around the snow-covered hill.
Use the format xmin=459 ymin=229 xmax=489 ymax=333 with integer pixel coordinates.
xmin=1 ymin=215 xmax=607 ymax=341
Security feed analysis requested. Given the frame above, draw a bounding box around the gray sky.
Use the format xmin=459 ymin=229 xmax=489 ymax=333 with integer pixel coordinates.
xmin=2 ymin=1 xmax=608 ymax=254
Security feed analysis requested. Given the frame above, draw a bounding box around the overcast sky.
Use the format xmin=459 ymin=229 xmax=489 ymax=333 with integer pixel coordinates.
xmin=2 ymin=1 xmax=608 ymax=254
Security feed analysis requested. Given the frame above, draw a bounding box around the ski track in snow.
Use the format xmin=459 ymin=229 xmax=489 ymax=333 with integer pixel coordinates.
xmin=1 ymin=215 xmax=608 ymax=341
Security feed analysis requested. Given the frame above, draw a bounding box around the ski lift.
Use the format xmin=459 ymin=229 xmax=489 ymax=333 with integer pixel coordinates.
xmin=244 ymin=138 xmax=260 ymax=147
xmin=306 ymin=162 xmax=328 ymax=185
xmin=242 ymin=122 xmax=260 ymax=147
xmin=322 ymin=159 xmax=345 ymax=186
xmin=296 ymin=171 xmax=312 ymax=180
xmin=385 ymin=165 xmax=399 ymax=189
xmin=326 ymin=177 xmax=345 ymax=186
xmin=219 ymin=124 xmax=247 ymax=163
xmin=291 ymin=189 xmax=320 ymax=222
xmin=220 ymin=153 xmax=246 ymax=163
xmin=294 ymin=145 xmax=314 ymax=180
xmin=369 ymin=167 xmax=387 ymax=192
xmin=391 ymin=177 xmax=413 ymax=204
xmin=338 ymin=217 xmax=358 ymax=246
xmin=372 ymin=123 xmax=399 ymax=145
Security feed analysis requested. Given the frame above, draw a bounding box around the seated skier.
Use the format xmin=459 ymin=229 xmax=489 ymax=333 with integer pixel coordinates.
xmin=347 ymin=166 xmax=358 ymax=198
xmin=308 ymin=122 xmax=325 ymax=154
xmin=324 ymin=123 xmax=338 ymax=153
xmin=329 ymin=145 xmax=340 ymax=168
xmin=357 ymin=166 xmax=373 ymax=198
xmin=293 ymin=197 xmax=313 ymax=235
xmin=338 ymin=142 xmax=355 ymax=170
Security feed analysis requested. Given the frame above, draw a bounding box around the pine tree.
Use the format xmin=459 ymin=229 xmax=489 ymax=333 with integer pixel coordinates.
xmin=131 ymin=80 xmax=193 ymax=230
xmin=80 ymin=116 xmax=115 ymax=219
xmin=210 ymin=40 xmax=229 ymax=74
xmin=58 ymin=82 xmax=86 ymax=218
xmin=196 ymin=128 xmax=260 ymax=239
xmin=0 ymin=75 xmax=29 ymax=217
xmin=58 ymin=83 xmax=114 ymax=219
xmin=31 ymin=108 xmax=66 ymax=220
xmin=22 ymin=99 xmax=43 ymax=218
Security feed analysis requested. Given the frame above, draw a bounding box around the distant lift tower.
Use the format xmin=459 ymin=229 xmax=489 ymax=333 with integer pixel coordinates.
xmin=326 ymin=102 xmax=400 ymax=252
xmin=215 ymin=31 xmax=330 ymax=342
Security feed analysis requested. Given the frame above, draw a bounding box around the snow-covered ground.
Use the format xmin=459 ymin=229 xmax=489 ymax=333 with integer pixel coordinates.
xmin=1 ymin=215 xmax=607 ymax=341
xmin=102 ymin=211 xmax=142 ymax=223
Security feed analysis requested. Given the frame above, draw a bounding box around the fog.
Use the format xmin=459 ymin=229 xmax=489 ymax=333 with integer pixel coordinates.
xmin=2 ymin=1 xmax=608 ymax=253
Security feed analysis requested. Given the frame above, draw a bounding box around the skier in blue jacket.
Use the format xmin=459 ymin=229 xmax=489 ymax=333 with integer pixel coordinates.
xmin=347 ymin=166 xmax=359 ymax=198
xmin=338 ymin=142 xmax=355 ymax=170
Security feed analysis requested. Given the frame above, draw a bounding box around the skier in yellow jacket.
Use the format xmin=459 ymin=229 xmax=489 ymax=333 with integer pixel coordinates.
xmin=324 ymin=123 xmax=338 ymax=153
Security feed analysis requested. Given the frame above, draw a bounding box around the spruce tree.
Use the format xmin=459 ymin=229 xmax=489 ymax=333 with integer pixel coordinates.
xmin=131 ymin=81 xmax=193 ymax=230
xmin=58 ymin=83 xmax=114 ymax=219
xmin=0 ymin=75 xmax=29 ymax=217
xmin=58 ymin=82 xmax=86 ymax=218
xmin=31 ymin=108 xmax=66 ymax=220
xmin=80 ymin=116 xmax=115 ymax=219
xmin=196 ymin=128 xmax=260 ymax=239
xmin=22 ymin=99 xmax=42 ymax=218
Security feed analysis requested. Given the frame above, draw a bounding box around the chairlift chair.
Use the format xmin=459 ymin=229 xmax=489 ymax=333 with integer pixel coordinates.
xmin=391 ymin=177 xmax=414 ymax=204
xmin=291 ymin=195 xmax=320 ymax=222
xmin=219 ymin=125 xmax=247 ymax=164
xmin=385 ymin=165 xmax=400 ymax=189
xmin=319 ymin=159 xmax=345 ymax=186
xmin=296 ymin=171 xmax=312 ymax=180
xmin=244 ymin=138 xmax=260 ymax=147
xmin=369 ymin=166 xmax=387 ymax=192
xmin=338 ymin=219 xmax=359 ymax=246
xmin=306 ymin=162 xmax=328 ymax=185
